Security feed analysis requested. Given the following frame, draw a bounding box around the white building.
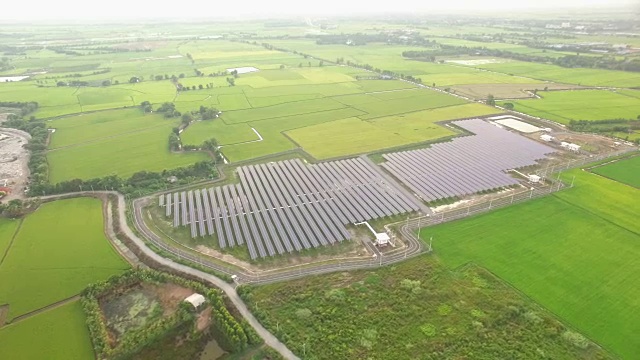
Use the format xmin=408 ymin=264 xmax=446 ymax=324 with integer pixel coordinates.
xmin=540 ymin=134 xmax=554 ymax=142
xmin=568 ymin=143 xmax=581 ymax=152
xmin=184 ymin=293 xmax=206 ymax=310
xmin=375 ymin=233 xmax=390 ymax=247
xmin=528 ymin=174 xmax=541 ymax=183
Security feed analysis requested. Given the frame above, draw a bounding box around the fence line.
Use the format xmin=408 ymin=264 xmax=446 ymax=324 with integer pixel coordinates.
xmin=133 ymin=148 xmax=637 ymax=284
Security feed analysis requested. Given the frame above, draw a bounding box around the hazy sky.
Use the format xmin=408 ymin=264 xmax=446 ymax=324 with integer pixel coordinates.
xmin=2 ymin=0 xmax=637 ymax=20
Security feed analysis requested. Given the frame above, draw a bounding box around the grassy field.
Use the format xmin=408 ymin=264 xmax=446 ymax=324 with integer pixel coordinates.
xmin=47 ymin=109 xmax=209 ymax=183
xmin=0 ymin=198 xmax=129 ymax=319
xmin=242 ymin=256 xmax=612 ymax=360
xmin=0 ymin=219 xmax=20 ymax=259
xmin=476 ymin=60 xmax=640 ymax=88
xmin=591 ymin=155 xmax=640 ymax=188
xmin=501 ymin=90 xmax=640 ymax=124
xmin=0 ymin=301 xmax=94 ymax=360
xmin=421 ymin=169 xmax=639 ymax=359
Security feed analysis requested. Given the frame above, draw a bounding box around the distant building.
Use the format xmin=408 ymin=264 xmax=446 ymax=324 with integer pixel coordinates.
xmin=561 ymin=22 xmax=571 ymax=28
xmin=528 ymin=175 xmax=541 ymax=183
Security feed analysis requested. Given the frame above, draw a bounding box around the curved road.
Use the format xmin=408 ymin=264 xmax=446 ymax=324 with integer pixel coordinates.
xmin=39 ymin=191 xmax=300 ymax=360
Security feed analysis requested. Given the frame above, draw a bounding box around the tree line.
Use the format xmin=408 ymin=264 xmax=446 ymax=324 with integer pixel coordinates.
xmin=80 ymin=269 xmax=259 ymax=359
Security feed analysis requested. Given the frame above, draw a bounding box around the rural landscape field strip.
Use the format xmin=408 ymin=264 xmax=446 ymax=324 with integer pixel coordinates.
xmin=0 ymin=198 xmax=129 ymax=320
xmin=0 ymin=301 xmax=94 ymax=360
xmin=422 ymin=169 xmax=640 ymax=359
xmin=381 ymin=119 xmax=555 ymax=201
xmin=161 ymin=158 xmax=420 ymax=259
xmin=590 ymin=155 xmax=640 ymax=188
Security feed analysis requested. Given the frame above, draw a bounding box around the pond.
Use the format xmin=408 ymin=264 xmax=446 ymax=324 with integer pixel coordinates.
xmin=0 ymin=76 xmax=29 ymax=82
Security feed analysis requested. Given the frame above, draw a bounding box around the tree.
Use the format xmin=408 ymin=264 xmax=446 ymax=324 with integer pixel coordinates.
xmin=231 ymin=69 xmax=239 ymax=78
xmin=154 ymin=75 xmax=164 ymax=81
xmin=179 ymin=73 xmax=185 ymax=78
xmin=181 ymin=113 xmax=193 ymax=126
xmin=486 ymin=94 xmax=496 ymax=106
xmin=168 ymin=133 xmax=181 ymax=151
xmin=503 ymin=102 xmax=514 ymax=110
xmin=101 ymin=80 xmax=111 ymax=86
xmin=319 ymin=60 xmax=324 ymax=67
xmin=129 ymin=76 xmax=140 ymax=83
xmin=198 ymin=84 xmax=204 ymax=90
xmin=298 ymin=63 xmax=302 ymax=68
xmin=226 ymin=77 xmax=235 ymax=86
xmin=114 ymin=80 xmax=119 ymax=85
xmin=279 ymin=64 xmax=285 ymax=70
xmin=191 ymin=85 xmax=196 ymax=90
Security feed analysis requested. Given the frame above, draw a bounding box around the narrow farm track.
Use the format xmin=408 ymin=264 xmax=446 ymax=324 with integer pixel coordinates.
xmin=37 ymin=191 xmax=301 ymax=360
xmin=5 ymin=295 xmax=80 ymax=326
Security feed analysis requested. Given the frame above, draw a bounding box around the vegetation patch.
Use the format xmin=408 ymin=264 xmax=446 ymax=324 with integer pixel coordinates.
xmin=590 ymin=155 xmax=640 ymax=187
xmin=0 ymin=197 xmax=129 ymax=320
xmin=422 ymin=169 xmax=639 ymax=359
xmin=240 ymin=256 xmax=611 ymax=360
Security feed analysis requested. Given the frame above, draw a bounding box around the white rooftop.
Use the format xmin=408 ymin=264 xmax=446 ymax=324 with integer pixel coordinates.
xmin=226 ymin=66 xmax=259 ymax=74
xmin=376 ymin=233 xmax=390 ymax=242
xmin=184 ymin=293 xmax=206 ymax=308
xmin=494 ymin=118 xmax=543 ymax=133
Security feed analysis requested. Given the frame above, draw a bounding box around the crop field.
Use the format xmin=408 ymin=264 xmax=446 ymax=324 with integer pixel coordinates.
xmin=0 ymin=219 xmax=19 ymax=258
xmin=421 ymin=169 xmax=639 ymax=359
xmin=591 ymin=155 xmax=640 ymax=188
xmin=241 ymin=256 xmax=612 ymax=360
xmin=475 ymin=60 xmax=640 ymax=88
xmin=0 ymin=301 xmax=93 ymax=360
xmin=501 ymin=90 xmax=640 ymax=124
xmin=47 ymin=109 xmax=209 ymax=183
xmin=0 ymin=198 xmax=129 ymax=320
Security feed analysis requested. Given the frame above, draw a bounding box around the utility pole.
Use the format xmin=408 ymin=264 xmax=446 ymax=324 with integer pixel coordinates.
xmin=428 ymin=236 xmax=433 ymax=252
xmin=570 ymin=175 xmax=575 ymax=188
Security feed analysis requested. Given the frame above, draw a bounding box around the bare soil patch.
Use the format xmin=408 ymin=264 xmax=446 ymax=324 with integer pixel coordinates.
xmin=0 ymin=128 xmax=30 ymax=202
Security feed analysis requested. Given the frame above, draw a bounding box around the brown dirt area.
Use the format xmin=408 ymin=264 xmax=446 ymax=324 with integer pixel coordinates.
xmin=450 ymin=83 xmax=586 ymax=100
xmin=196 ymin=306 xmax=212 ymax=332
xmin=143 ymin=282 xmax=193 ymax=316
xmin=0 ymin=304 xmax=9 ymax=327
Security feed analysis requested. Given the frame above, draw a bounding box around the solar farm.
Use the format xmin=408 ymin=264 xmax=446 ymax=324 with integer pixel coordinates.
xmin=380 ymin=119 xmax=556 ymax=202
xmin=160 ymin=158 xmax=420 ymax=259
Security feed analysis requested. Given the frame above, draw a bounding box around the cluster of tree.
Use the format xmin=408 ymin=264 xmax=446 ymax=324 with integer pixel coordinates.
xmin=403 ymin=46 xmax=640 ymax=73
xmin=0 ymin=101 xmax=38 ymax=116
xmin=177 ymin=83 xmax=215 ymax=91
xmin=56 ymin=80 xmax=89 ymax=87
xmin=0 ymin=56 xmax=11 ymax=72
xmin=568 ymin=118 xmax=640 ymax=143
xmin=155 ymin=102 xmax=181 ymax=118
xmin=0 ymin=199 xmax=40 ymax=218
xmin=81 ymin=269 xmax=256 ymax=359
xmin=315 ymin=33 xmax=437 ymax=47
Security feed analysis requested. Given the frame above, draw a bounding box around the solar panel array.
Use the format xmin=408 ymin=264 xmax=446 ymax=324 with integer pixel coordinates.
xmin=381 ymin=119 xmax=556 ymax=202
xmin=161 ymin=158 xmax=419 ymax=259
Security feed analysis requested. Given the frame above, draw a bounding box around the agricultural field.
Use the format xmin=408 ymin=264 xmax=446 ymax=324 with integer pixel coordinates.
xmin=591 ymin=155 xmax=640 ymax=188
xmin=0 ymin=301 xmax=94 ymax=360
xmin=421 ymin=169 xmax=640 ymax=359
xmin=241 ymin=256 xmax=612 ymax=360
xmin=47 ymin=108 xmax=209 ymax=183
xmin=0 ymin=197 xmax=129 ymax=320
xmin=500 ymin=90 xmax=640 ymax=124
xmin=0 ymin=219 xmax=20 ymax=258
xmin=475 ymin=60 xmax=640 ymax=88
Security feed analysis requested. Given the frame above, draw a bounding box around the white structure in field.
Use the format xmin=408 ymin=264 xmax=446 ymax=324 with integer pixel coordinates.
xmin=487 ymin=115 xmax=542 ymax=133
xmin=568 ymin=143 xmax=581 ymax=152
xmin=560 ymin=142 xmax=581 ymax=152
xmin=540 ymin=134 xmax=554 ymax=142
xmin=184 ymin=293 xmax=206 ymax=309
xmin=528 ymin=174 xmax=541 ymax=183
xmin=226 ymin=66 xmax=259 ymax=74
xmin=375 ymin=232 xmax=391 ymax=246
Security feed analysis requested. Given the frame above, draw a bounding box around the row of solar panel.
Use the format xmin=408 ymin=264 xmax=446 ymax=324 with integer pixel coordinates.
xmin=161 ymin=158 xmax=419 ymax=259
xmin=381 ymin=119 xmax=555 ymax=202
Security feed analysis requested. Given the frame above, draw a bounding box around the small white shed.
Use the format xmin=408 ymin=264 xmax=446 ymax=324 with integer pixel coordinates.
xmin=568 ymin=143 xmax=581 ymax=152
xmin=375 ymin=233 xmax=390 ymax=246
xmin=540 ymin=134 xmax=554 ymax=142
xmin=184 ymin=293 xmax=206 ymax=310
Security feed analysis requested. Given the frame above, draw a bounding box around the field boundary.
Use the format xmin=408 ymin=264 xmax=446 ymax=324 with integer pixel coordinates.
xmin=2 ymin=295 xmax=80 ymax=327
xmin=0 ymin=219 xmax=23 ymax=266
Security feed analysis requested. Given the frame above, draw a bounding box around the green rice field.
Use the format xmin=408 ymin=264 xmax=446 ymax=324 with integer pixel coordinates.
xmin=0 ymin=198 xmax=129 ymax=320
xmin=421 ymin=169 xmax=640 ymax=359
xmin=501 ymin=90 xmax=640 ymax=124
xmin=47 ymin=109 xmax=209 ymax=183
xmin=591 ymin=155 xmax=640 ymax=188
xmin=0 ymin=301 xmax=93 ymax=360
